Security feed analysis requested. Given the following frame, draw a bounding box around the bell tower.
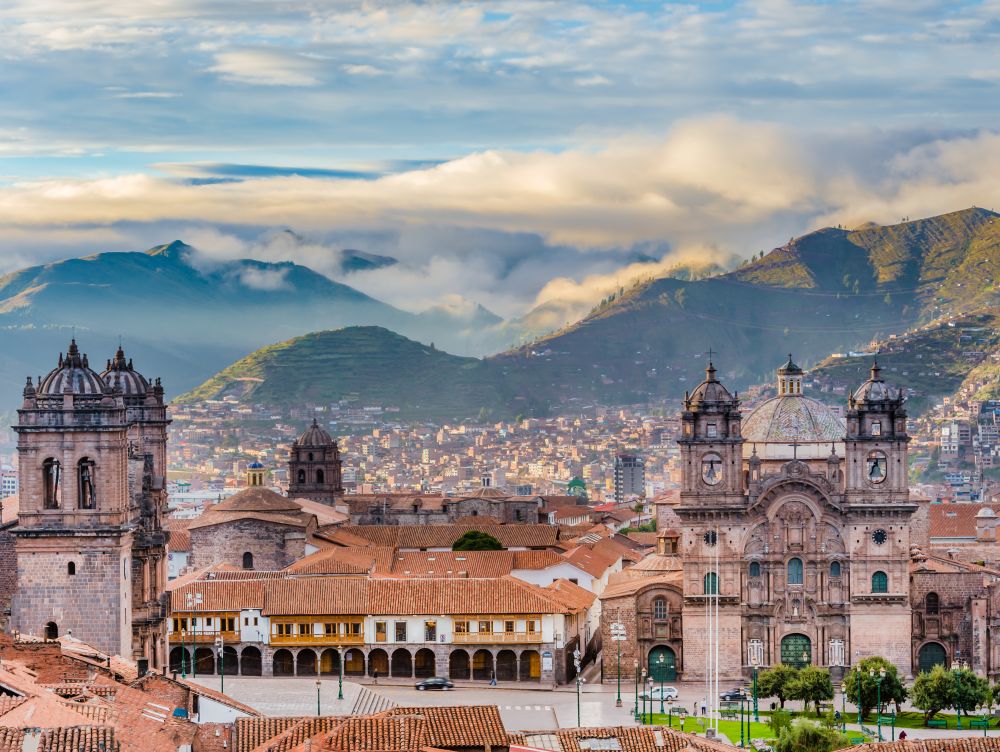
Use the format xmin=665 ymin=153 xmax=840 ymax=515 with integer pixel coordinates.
xmin=678 ymin=361 xmax=745 ymax=502
xmin=287 ymin=419 xmax=344 ymax=504
xmin=12 ymin=340 xmax=133 ymax=658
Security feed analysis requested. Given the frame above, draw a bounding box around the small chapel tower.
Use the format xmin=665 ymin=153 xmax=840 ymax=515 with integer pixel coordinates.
xmin=287 ymin=419 xmax=344 ymax=504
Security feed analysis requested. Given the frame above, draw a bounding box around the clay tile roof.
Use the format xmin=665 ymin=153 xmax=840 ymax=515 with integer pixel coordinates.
xmin=383 ymin=706 xmax=508 ymax=748
xmin=285 ymin=547 xmax=383 ymax=576
xmin=848 ymin=740 xmax=1000 ymax=752
xmin=343 ymin=524 xmax=558 ymax=550
xmin=324 ymin=715 xmax=426 ymax=752
xmin=189 ymin=488 xmax=317 ymax=531
xmin=928 ymin=504 xmax=1000 ymax=539
xmin=236 ymin=717 xmax=302 ymax=752
xmin=172 ymin=578 xmax=267 ymax=611
xmin=542 ymin=579 xmax=597 ymax=612
xmin=249 ymin=717 xmax=341 ymax=752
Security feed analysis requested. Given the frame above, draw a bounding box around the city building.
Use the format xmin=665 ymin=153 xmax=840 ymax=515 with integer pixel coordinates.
xmin=10 ymin=341 xmax=170 ymax=669
xmin=613 ymin=454 xmax=644 ymax=504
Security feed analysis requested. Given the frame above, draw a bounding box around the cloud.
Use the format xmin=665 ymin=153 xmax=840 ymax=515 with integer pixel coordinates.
xmin=207 ymin=50 xmax=322 ymax=86
xmin=235 ymin=266 xmax=292 ymax=291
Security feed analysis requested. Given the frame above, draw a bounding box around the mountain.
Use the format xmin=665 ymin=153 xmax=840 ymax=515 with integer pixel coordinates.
xmin=339 ymin=249 xmax=397 ymax=273
xmin=178 ymin=327 xmax=505 ymax=420
xmin=488 ymin=207 xmax=1000 ymax=410
xmin=807 ymin=307 xmax=1000 ymax=414
xmin=0 ymin=240 xmax=520 ymax=408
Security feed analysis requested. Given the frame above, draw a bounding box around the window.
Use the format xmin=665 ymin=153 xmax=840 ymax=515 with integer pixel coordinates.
xmin=43 ymin=458 xmax=61 ymax=508
xmin=316 ymin=469 xmax=325 ymax=484
xmin=76 ymin=457 xmax=96 ymax=509
xmin=504 ymin=620 xmax=515 ymax=634
xmin=926 ymin=592 xmax=940 ymax=614
xmin=348 ymin=622 xmax=362 ymax=637
xmin=244 ymin=617 xmax=249 ymax=626
xmin=871 ymin=421 xmax=882 ymax=436
xmin=242 ymin=552 xmax=254 ymax=570
xmin=749 ymin=562 xmax=761 ymax=578
xmin=706 ymin=423 xmax=718 ymax=438
xmin=324 ymin=623 xmax=337 ymax=636
xmin=395 ymin=621 xmax=408 ymax=642
xmin=172 ymin=618 xmax=189 ymax=633
xmin=221 ymin=617 xmax=235 ymax=632
xmin=477 ymin=620 xmax=493 ymax=634
xmin=830 ymin=561 xmax=841 ymax=578
xmin=653 ymin=598 xmax=668 ymax=619
xmin=424 ymin=621 xmax=437 ymax=641
xmin=253 ymin=617 xmax=259 ymax=626
xmin=45 ymin=622 xmax=58 ymax=640
xmin=308 ymin=452 xmax=314 ymax=462
xmin=297 ymin=622 xmax=311 ymax=636
xmin=515 ymin=509 xmax=523 ymax=521
xmin=297 ymin=469 xmax=306 ymax=483
xmin=787 ymin=558 xmax=804 ymax=585
xmin=526 ymin=619 xmax=540 ymax=634
xmin=704 ymin=572 xmax=718 ymax=595
xmin=274 ymin=623 xmax=294 ymax=636
xmin=375 ymin=621 xmax=387 ymax=642
xmin=454 ymin=620 xmax=469 ymax=635
xmin=872 ymin=571 xmax=888 ymax=593
xmin=67 ymin=561 xmax=76 ymax=576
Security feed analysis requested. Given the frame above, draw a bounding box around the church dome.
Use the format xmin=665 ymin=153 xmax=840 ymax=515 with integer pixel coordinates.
xmin=100 ymin=345 xmax=150 ymax=397
xmin=38 ymin=340 xmax=106 ymax=397
xmin=742 ymin=395 xmax=845 ymax=444
xmin=852 ymin=359 xmax=903 ymax=404
xmin=296 ymin=418 xmax=333 ymax=446
xmin=686 ymin=362 xmax=734 ymax=407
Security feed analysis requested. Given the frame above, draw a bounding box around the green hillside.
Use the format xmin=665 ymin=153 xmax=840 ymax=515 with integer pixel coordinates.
xmin=807 ymin=308 xmax=1000 ymax=414
xmin=177 ymin=327 xmax=507 ymax=420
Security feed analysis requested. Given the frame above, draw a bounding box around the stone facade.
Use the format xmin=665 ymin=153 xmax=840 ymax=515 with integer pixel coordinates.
xmin=188 ymin=517 xmax=310 ymax=571
xmin=10 ymin=341 xmax=169 ymax=668
xmin=345 ymin=489 xmax=541 ymax=525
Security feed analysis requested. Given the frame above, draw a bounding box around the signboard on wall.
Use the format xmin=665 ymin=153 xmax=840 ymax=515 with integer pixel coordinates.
xmin=542 ymin=651 xmax=553 ymax=671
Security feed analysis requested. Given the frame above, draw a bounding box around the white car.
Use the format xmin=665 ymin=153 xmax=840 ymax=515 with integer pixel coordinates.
xmin=640 ymin=685 xmax=679 ymax=701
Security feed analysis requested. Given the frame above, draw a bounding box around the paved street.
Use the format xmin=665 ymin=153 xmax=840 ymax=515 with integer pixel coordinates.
xmin=191 ymin=676 xmax=1000 ymax=741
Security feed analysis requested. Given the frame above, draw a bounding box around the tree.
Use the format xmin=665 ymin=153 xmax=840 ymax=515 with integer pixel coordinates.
xmin=774 ymin=719 xmax=849 ymax=752
xmin=770 ymin=709 xmax=792 ymax=736
xmin=842 ymin=657 xmax=907 ymax=718
xmin=953 ymin=667 xmax=991 ymax=717
xmin=788 ymin=666 xmax=835 ymax=715
xmin=759 ymin=664 xmax=800 ymax=709
xmin=452 ymin=530 xmax=503 ymax=551
xmin=911 ymin=665 xmax=954 ymax=724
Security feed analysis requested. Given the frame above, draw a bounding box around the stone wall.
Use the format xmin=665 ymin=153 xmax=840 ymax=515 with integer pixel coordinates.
xmin=189 ymin=519 xmax=302 ymax=571
xmin=850 ymin=605 xmax=912 ymax=677
xmin=11 ymin=532 xmax=131 ymax=657
xmin=681 ymin=602 xmax=742 ymax=680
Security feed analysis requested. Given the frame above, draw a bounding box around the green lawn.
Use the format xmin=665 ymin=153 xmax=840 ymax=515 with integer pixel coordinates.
xmin=647 ymin=713 xmax=776 ymax=741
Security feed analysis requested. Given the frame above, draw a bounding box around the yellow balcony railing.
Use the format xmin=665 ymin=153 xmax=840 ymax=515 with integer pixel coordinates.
xmin=269 ymin=632 xmax=365 ymax=646
xmin=453 ymin=631 xmax=543 ymax=644
xmin=170 ymin=630 xmax=240 ymax=644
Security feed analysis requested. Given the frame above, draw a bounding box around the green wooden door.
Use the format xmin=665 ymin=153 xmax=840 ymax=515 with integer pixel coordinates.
xmin=780 ymin=634 xmax=811 ymax=668
xmin=649 ymin=646 xmax=677 ymax=681
xmin=918 ymin=642 xmax=947 ymax=674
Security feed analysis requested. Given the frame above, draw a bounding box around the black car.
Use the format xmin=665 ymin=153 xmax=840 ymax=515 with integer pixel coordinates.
xmin=416 ymin=677 xmax=454 ymax=691
xmin=720 ymin=689 xmax=748 ymax=701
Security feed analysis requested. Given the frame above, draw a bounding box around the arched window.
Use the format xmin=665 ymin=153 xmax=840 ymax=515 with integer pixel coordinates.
xmin=77 ymin=457 xmax=96 ymax=509
xmin=703 ymin=572 xmax=718 ymax=595
xmin=749 ymin=562 xmax=761 ymax=578
xmin=242 ymin=552 xmax=254 ymax=570
xmin=308 ymin=452 xmax=314 ymax=462
xmin=653 ymin=598 xmax=668 ymax=619
xmin=297 ymin=469 xmax=306 ymax=484
xmin=787 ymin=558 xmax=804 ymax=585
xmin=67 ymin=562 xmax=76 ymax=576
xmin=316 ymin=469 xmax=325 ymax=484
xmin=829 ymin=561 xmax=841 ymax=578
xmin=43 ymin=458 xmax=61 ymax=509
xmin=926 ymin=592 xmax=940 ymax=614
xmin=872 ymin=571 xmax=888 ymax=593
xmin=45 ymin=622 xmax=58 ymax=640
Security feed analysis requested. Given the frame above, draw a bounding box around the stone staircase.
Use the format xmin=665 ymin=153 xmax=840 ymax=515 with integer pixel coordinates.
xmin=351 ymin=685 xmax=397 ymax=716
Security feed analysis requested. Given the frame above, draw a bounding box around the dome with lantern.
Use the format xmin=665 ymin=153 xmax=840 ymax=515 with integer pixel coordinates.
xmin=36 ymin=339 xmax=107 ymax=399
xmin=100 ymin=345 xmax=150 ymax=401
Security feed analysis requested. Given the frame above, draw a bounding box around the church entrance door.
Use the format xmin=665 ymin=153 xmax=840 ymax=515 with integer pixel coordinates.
xmin=649 ymin=646 xmax=677 ymax=682
xmin=918 ymin=642 xmax=947 ymax=674
xmin=780 ymin=634 xmax=811 ymax=668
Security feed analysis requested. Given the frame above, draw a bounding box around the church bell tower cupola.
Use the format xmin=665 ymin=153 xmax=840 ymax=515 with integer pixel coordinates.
xmin=845 ymin=358 xmax=909 ymax=498
xmin=287 ymin=418 xmax=344 ymax=505
xmin=678 ymin=359 xmax=745 ymax=500
xmin=777 ymin=354 xmax=803 ymax=395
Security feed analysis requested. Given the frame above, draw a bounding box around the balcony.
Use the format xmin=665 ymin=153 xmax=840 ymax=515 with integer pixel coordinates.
xmin=453 ymin=631 xmax=543 ymax=644
xmin=171 ymin=630 xmax=240 ymax=644
xmin=269 ymin=632 xmax=365 ymax=646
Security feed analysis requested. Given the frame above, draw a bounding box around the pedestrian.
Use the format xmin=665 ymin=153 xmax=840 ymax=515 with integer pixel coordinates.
xmin=373 ymin=669 xmax=378 ymax=685
xmin=898 ymin=731 xmax=907 ymax=741
xmin=700 ymin=698 xmax=707 ymax=716
xmin=490 ymin=670 xmax=497 ymax=686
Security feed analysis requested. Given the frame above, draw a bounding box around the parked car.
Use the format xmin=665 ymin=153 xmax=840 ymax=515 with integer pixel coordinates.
xmin=639 ymin=685 xmax=679 ymax=701
xmin=720 ymin=689 xmax=748 ymax=701
xmin=415 ymin=677 xmax=454 ymax=691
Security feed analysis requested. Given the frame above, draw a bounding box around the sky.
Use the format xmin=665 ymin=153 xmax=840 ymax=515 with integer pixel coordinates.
xmin=1 ymin=0 xmax=1000 ymax=324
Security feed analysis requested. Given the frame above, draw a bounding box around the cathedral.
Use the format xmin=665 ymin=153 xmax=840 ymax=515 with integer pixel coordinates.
xmin=10 ymin=341 xmax=169 ymax=670
xmin=602 ymin=356 xmax=917 ymax=682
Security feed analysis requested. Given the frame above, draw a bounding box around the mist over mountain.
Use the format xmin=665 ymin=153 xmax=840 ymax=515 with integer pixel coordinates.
xmin=182 ymin=208 xmax=1000 ymax=420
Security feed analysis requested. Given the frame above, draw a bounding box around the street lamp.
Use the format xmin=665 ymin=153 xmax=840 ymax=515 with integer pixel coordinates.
xmin=954 ymin=661 xmax=965 ymax=730
xmin=215 ymin=635 xmax=225 ymax=695
xmin=610 ymin=623 xmax=626 ymax=708
xmin=633 ymin=659 xmax=640 ymax=722
xmin=646 ymin=677 xmax=654 ymax=724
xmin=739 ymin=696 xmax=745 ymax=748
xmin=872 ymin=668 xmax=886 ymax=741
xmin=657 ymin=653 xmax=666 ymax=714
xmin=641 ymin=668 xmax=648 ymax=724
xmin=316 ymin=679 xmax=321 ymax=716
xmin=180 ymin=629 xmax=188 ymax=679
xmin=666 ymin=697 xmax=674 ymax=729
xmin=337 ymin=645 xmax=344 ymax=701
xmin=185 ymin=592 xmax=203 ymax=677
xmin=750 ymin=653 xmax=759 ymax=722
xmin=856 ymin=661 xmax=863 ymax=727
xmin=574 ymin=649 xmax=583 ymax=727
